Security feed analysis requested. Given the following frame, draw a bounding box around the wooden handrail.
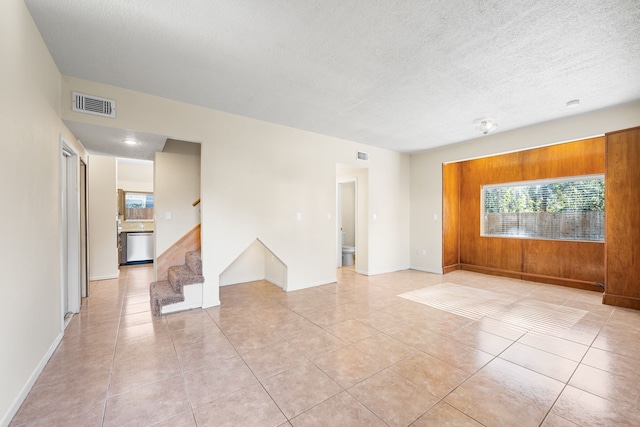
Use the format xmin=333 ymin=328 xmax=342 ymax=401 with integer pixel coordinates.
xmin=192 ymin=198 xmax=200 ymax=207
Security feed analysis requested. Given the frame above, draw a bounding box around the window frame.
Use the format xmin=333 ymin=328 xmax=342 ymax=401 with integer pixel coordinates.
xmin=480 ymin=174 xmax=605 ymax=242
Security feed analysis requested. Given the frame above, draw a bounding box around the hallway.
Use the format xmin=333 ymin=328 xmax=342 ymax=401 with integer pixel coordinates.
xmin=10 ymin=265 xmax=640 ymax=426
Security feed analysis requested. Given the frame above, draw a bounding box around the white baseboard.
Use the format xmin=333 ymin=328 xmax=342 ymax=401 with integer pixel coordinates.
xmin=365 ymin=266 xmax=411 ymax=276
xmin=265 ymin=277 xmax=285 ymax=289
xmin=285 ymin=278 xmax=336 ymax=292
xmin=2 ymin=331 xmax=63 ymax=427
xmin=89 ymin=273 xmax=119 ymax=281
xmin=161 ymin=283 xmax=203 ymax=314
xmin=410 ymin=266 xmax=444 ymax=274
xmin=219 ymin=276 xmax=265 ymax=287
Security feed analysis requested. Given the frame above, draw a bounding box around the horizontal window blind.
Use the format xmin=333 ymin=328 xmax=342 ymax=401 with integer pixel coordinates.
xmin=481 ymin=175 xmax=604 ymax=241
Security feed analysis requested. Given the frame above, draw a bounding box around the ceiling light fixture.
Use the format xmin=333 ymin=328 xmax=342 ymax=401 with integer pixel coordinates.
xmin=566 ymin=99 xmax=580 ymax=108
xmin=474 ymin=118 xmax=498 ymax=135
xmin=123 ymin=139 xmax=138 ymax=145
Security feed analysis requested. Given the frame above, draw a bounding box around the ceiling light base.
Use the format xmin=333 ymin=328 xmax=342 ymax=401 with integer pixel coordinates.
xmin=473 ymin=118 xmax=498 ymax=135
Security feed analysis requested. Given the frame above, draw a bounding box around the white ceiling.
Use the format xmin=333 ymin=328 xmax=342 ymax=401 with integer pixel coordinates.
xmin=25 ymin=0 xmax=640 ymax=157
xmin=64 ymin=121 xmax=167 ymax=161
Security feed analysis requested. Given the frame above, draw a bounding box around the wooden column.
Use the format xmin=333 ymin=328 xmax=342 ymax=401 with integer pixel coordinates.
xmin=442 ymin=162 xmax=461 ymax=273
xmin=604 ymin=127 xmax=640 ymax=309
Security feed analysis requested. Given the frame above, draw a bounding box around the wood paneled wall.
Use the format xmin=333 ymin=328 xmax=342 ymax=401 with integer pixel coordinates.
xmin=604 ymin=127 xmax=640 ymax=309
xmin=443 ymin=137 xmax=605 ymax=291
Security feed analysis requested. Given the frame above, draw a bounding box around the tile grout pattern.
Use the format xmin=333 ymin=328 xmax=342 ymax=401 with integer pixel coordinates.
xmin=10 ymin=265 xmax=640 ymax=426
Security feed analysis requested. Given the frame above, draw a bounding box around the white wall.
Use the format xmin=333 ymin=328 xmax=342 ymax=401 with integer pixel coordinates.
xmin=154 ymin=148 xmax=200 ymax=254
xmin=0 ymin=0 xmax=87 ymax=424
xmin=410 ymin=101 xmax=640 ymax=274
xmin=219 ymin=240 xmax=266 ymax=286
xmin=366 ymin=151 xmax=411 ymax=275
xmin=117 ymin=159 xmax=154 ymax=192
xmin=88 ymin=155 xmax=118 ymax=280
xmin=60 ymin=76 xmax=411 ymax=304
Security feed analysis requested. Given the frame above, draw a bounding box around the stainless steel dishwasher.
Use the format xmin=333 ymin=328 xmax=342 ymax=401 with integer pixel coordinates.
xmin=126 ymin=232 xmax=154 ymax=262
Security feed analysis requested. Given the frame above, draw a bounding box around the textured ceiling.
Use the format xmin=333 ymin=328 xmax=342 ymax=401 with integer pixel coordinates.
xmin=25 ymin=0 xmax=640 ymax=156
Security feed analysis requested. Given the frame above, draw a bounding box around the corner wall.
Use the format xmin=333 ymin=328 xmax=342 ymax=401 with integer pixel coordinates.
xmin=88 ymin=155 xmax=118 ymax=280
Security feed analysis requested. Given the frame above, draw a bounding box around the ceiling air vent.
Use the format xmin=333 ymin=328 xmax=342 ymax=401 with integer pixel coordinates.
xmin=72 ymin=92 xmax=116 ymax=118
xmin=357 ymin=151 xmax=369 ymax=161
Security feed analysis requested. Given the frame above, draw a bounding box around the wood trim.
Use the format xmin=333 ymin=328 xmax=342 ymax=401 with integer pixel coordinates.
xmin=156 ymin=224 xmax=201 ymax=281
xmin=443 ymin=264 xmax=460 ymax=274
xmin=460 ymin=264 xmax=602 ymax=292
xmin=602 ymin=293 xmax=640 ymax=310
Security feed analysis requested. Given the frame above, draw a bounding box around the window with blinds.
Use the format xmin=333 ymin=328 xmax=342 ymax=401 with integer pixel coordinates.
xmin=481 ymin=175 xmax=604 ymax=241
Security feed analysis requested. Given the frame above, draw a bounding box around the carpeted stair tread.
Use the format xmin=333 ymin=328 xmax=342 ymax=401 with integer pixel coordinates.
xmin=150 ymin=250 xmax=204 ymax=316
xmin=185 ymin=251 xmax=202 ymax=275
xmin=150 ymin=280 xmax=184 ymax=317
xmin=168 ymin=264 xmax=205 ymax=291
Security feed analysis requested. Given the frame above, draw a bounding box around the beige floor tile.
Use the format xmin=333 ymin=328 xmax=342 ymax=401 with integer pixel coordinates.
xmin=166 ymin=308 xmax=219 ymax=332
xmin=476 ymin=358 xmax=564 ymax=408
xmin=351 ymin=333 xmax=415 ymax=366
xmin=226 ymin=323 xmax=284 ymax=353
xmin=149 ymin=410 xmax=197 ymax=427
xmin=10 ymin=398 xmax=105 ymax=427
xmin=471 ymin=317 xmax=527 ymax=340
xmin=499 ymin=342 xmax=578 ymax=383
xmin=120 ymin=310 xmax=166 ymax=329
xmin=581 ymin=347 xmax=640 ymax=380
xmin=12 ymin=368 xmax=110 ymax=425
xmin=313 ymin=345 xmax=387 ymax=388
xmin=103 ymin=375 xmax=190 ymax=427
xmin=268 ymin=315 xmax=324 ymax=339
xmin=116 ymin=321 xmax=171 ymax=344
xmin=184 ymin=356 xmax=258 ymax=407
xmin=551 ymin=385 xmax=640 ymax=426
xmin=389 ymin=352 xmax=470 ymax=397
xmin=517 ymin=331 xmax=588 ymax=362
xmin=173 ymin=334 xmax=238 ymax=372
xmin=569 ymin=364 xmax=640 ymax=408
xmin=449 ymin=325 xmax=514 ymax=355
xmin=592 ymin=328 xmax=640 ymax=360
xmin=423 ymin=337 xmax=493 ymax=374
xmin=193 ymin=384 xmax=286 ymax=427
xmin=348 ymin=369 xmax=439 ymax=427
xmin=287 ymin=329 xmax=346 ymax=358
xmin=412 ymin=401 xmax=483 ymax=426
xmin=383 ymin=323 xmax=445 ymax=352
xmin=261 ymin=362 xmax=343 ymax=419
xmin=321 ymin=319 xmax=378 ymax=343
xmin=290 ymin=391 xmax=385 ymax=426
xmin=540 ymin=412 xmax=580 ymax=426
xmin=15 ymin=265 xmax=640 ymax=427
xmin=109 ymin=351 xmax=181 ymax=396
xmin=354 ymin=310 xmax=404 ymax=331
xmin=444 ymin=375 xmax=549 ymax=427
xmin=241 ymin=341 xmax=309 ymax=380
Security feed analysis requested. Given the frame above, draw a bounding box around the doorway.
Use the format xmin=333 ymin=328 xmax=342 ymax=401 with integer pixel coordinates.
xmin=61 ymin=137 xmax=82 ymax=328
xmin=338 ymin=181 xmax=357 ymax=268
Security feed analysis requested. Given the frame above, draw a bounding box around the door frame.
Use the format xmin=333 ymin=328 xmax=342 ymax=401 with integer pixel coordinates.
xmin=60 ymin=136 xmax=82 ymax=329
xmin=336 ymin=178 xmax=358 ymax=268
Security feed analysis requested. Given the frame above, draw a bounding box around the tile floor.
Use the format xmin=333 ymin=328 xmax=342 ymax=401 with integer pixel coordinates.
xmin=10 ymin=265 xmax=640 ymax=426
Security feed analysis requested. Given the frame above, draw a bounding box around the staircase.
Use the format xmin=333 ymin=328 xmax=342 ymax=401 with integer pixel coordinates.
xmin=150 ymin=250 xmax=204 ymax=316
